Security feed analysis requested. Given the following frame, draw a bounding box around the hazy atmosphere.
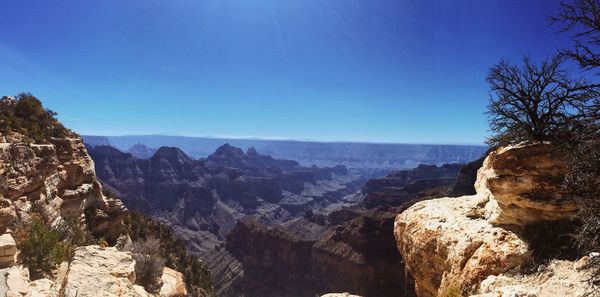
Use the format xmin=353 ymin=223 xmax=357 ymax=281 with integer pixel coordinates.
xmin=0 ymin=0 xmax=571 ymax=144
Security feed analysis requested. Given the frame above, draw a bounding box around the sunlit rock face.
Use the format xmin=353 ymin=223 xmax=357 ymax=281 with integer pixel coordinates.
xmin=0 ymin=135 xmax=126 ymax=241
xmin=394 ymin=143 xmax=582 ymax=297
xmin=475 ymin=142 xmax=577 ymax=227
xmin=394 ymin=196 xmax=530 ymax=297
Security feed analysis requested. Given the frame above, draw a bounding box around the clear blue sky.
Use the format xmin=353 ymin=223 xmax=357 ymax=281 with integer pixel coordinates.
xmin=0 ymin=0 xmax=571 ymax=144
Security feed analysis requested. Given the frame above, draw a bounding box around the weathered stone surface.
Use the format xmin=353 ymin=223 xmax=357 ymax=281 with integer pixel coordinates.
xmin=0 ymin=233 xmax=16 ymax=268
xmin=471 ymin=260 xmax=596 ymax=297
xmin=0 ymin=266 xmax=31 ymax=296
xmin=394 ymin=196 xmax=530 ymax=297
xmin=160 ymin=267 xmax=187 ymax=297
xmin=475 ymin=143 xmax=577 ymax=227
xmin=321 ymin=293 xmax=362 ymax=297
xmin=0 ymin=136 xmax=127 ymax=241
xmin=30 ymin=278 xmax=54 ymax=297
xmin=63 ymin=245 xmax=140 ymax=297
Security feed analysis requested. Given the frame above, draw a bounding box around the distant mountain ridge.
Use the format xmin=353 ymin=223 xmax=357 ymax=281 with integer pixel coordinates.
xmin=83 ymin=135 xmax=487 ymax=169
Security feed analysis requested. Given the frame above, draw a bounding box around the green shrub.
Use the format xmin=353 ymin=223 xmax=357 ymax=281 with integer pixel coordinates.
xmin=0 ymin=92 xmax=71 ymax=143
xmin=17 ymin=219 xmax=66 ymax=278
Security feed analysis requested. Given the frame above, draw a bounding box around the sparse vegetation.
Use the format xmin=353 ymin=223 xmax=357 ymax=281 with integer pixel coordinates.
xmin=124 ymin=211 xmax=215 ymax=296
xmin=15 ymin=218 xmax=66 ymax=278
xmin=133 ymin=237 xmax=165 ymax=294
xmin=0 ymin=93 xmax=71 ymax=143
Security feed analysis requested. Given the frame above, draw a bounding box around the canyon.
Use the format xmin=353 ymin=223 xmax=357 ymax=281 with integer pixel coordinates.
xmin=87 ymin=139 xmax=474 ymax=296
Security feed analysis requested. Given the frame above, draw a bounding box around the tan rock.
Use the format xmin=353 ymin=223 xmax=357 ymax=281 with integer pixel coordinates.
xmin=0 ymin=266 xmax=32 ymax=296
xmin=160 ymin=267 xmax=187 ymax=297
xmin=30 ymin=278 xmax=54 ymax=297
xmin=0 ymin=233 xmax=17 ymax=257
xmin=63 ymin=245 xmax=140 ymax=297
xmin=475 ymin=142 xmax=577 ymax=227
xmin=0 ymin=137 xmax=127 ymax=241
xmin=471 ymin=260 xmax=596 ymax=297
xmin=394 ymin=196 xmax=530 ymax=297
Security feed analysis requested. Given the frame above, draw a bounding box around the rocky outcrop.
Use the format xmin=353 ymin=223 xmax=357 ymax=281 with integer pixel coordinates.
xmin=160 ymin=267 xmax=187 ymax=297
xmin=0 ymin=135 xmax=126 ymax=242
xmin=395 ymin=196 xmax=529 ymax=297
xmin=0 ymin=245 xmax=190 ymax=297
xmin=63 ymin=246 xmax=140 ymax=297
xmin=394 ymin=143 xmax=588 ymax=297
xmin=475 ymin=143 xmax=577 ymax=227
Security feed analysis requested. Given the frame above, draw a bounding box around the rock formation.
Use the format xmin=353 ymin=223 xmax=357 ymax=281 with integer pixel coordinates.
xmin=0 ymin=134 xmax=126 ymax=242
xmin=475 ymin=143 xmax=577 ymax=227
xmin=394 ymin=143 xmax=594 ymax=297
xmin=0 ymin=245 xmax=189 ymax=297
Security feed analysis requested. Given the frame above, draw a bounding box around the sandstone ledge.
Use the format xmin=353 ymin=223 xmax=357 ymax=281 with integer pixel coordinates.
xmin=394 ymin=196 xmax=530 ymax=297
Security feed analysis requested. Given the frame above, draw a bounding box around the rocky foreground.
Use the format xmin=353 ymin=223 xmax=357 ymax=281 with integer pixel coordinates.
xmin=394 ymin=143 xmax=597 ymax=297
xmin=0 ymin=96 xmax=195 ymax=296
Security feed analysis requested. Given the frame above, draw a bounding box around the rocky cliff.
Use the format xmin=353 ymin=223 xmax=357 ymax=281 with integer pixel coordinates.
xmin=394 ymin=143 xmax=596 ymax=297
xmin=0 ymin=95 xmax=204 ymax=297
xmin=0 ymin=129 xmax=126 ymax=243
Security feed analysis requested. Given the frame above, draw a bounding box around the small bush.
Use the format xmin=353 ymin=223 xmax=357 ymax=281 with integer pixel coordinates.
xmin=16 ymin=219 xmax=66 ymax=278
xmin=124 ymin=211 xmax=215 ymax=296
xmin=133 ymin=237 xmax=165 ymax=294
xmin=0 ymin=93 xmax=71 ymax=143
xmin=54 ymin=217 xmax=96 ymax=260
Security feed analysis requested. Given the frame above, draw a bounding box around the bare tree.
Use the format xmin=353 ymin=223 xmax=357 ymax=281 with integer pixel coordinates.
xmin=551 ymin=0 xmax=600 ymax=71
xmin=486 ymin=54 xmax=599 ymax=146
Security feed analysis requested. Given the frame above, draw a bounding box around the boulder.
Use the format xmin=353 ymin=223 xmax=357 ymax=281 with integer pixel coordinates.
xmin=160 ymin=267 xmax=187 ymax=297
xmin=394 ymin=196 xmax=530 ymax=297
xmin=0 ymin=233 xmax=16 ymax=268
xmin=63 ymin=245 xmax=141 ymax=297
xmin=475 ymin=143 xmax=577 ymax=227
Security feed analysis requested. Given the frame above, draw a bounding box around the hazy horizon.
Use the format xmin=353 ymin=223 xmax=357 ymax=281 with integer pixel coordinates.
xmin=84 ymin=133 xmax=488 ymax=146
